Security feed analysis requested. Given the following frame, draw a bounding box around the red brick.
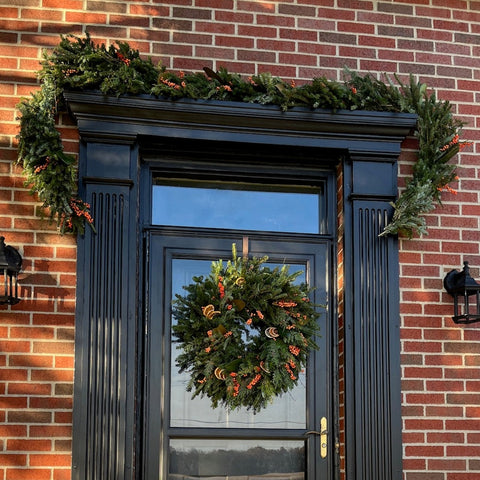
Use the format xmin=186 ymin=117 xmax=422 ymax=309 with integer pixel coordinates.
xmin=404 ymin=418 xmax=443 ymax=430
xmin=446 ymin=445 xmax=480 ymax=457
xmin=446 ymin=419 xmax=480 ymax=431
xmin=29 ymin=397 xmax=72 ymax=410
xmin=0 ymin=369 xmax=28 ymax=381
xmin=7 ymin=439 xmax=51 ymax=451
xmin=216 ymin=35 xmax=255 ymax=49
xmin=426 ymin=380 xmax=465 ymax=392
xmin=9 ymin=327 xmax=54 ymax=340
xmin=86 ymin=1 xmax=127 ymax=12
xmin=423 ymin=329 xmax=462 ymax=341
xmin=5 ymin=468 xmax=52 ymax=480
xmin=7 ymin=411 xmax=52 ymax=423
xmin=403 ymin=342 xmax=443 ymax=353
xmin=54 ymin=412 xmax=72 ymax=424
xmin=425 ymin=355 xmax=463 ymax=367
xmin=64 ymin=11 xmax=107 ymax=23
xmin=29 ymin=454 xmax=71 ymax=467
xmin=405 ymin=445 xmax=445 ymax=457
xmin=402 ymin=291 xmax=440 ymax=303
xmin=400 ymin=328 xmax=422 ymax=340
xmin=425 ymin=406 xmax=463 ymax=417
xmin=237 ymin=25 xmax=277 ymax=38
xmin=445 ymin=342 xmax=480 ymax=354
xmin=7 ymin=383 xmax=51 ymax=396
xmin=237 ymin=0 xmax=278 ymax=13
xmin=428 ymin=458 xmax=467 ymax=470
xmin=20 ymin=8 xmax=63 ymax=21
xmin=403 ymin=432 xmax=425 ymax=443
xmin=53 ymin=469 xmax=71 ymax=480
xmin=214 ymin=10 xmax=253 ymax=23
xmin=172 ymin=6 xmax=211 ymax=19
xmin=53 ymin=440 xmax=71 ymax=452
xmin=152 ymin=17 xmax=192 ymax=31
xmin=54 ymin=357 xmax=73 ymax=369
xmin=0 ymin=397 xmax=27 ymax=409
xmin=32 ymin=315 xmax=74 ymax=327
xmin=404 ymin=474 xmax=443 ymax=480
xmin=405 ymin=393 xmax=445 ymax=404
xmin=0 ymin=425 xmax=27 ymax=437
xmin=0 ymin=454 xmax=27 ymax=466
xmin=129 ymin=4 xmax=167 ymax=16
xmin=0 ymin=7 xmax=19 ymax=18
xmin=29 ymin=426 xmax=71 ymax=438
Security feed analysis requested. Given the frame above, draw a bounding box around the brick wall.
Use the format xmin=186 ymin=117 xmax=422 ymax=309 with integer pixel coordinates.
xmin=1 ymin=1 xmax=479 ymax=479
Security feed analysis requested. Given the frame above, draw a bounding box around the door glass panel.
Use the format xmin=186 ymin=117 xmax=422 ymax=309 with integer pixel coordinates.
xmin=152 ymin=181 xmax=321 ymax=233
xmin=169 ymin=439 xmax=305 ymax=479
xmin=170 ymin=258 xmax=307 ymax=429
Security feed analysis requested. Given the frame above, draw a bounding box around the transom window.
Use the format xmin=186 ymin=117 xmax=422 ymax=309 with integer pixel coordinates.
xmin=152 ymin=179 xmax=324 ymax=234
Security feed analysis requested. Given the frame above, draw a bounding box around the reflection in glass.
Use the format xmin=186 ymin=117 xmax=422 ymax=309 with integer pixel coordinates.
xmin=170 ymin=259 xmax=307 ymax=429
xmin=152 ymin=182 xmax=320 ymax=233
xmin=169 ymin=439 xmax=305 ymax=479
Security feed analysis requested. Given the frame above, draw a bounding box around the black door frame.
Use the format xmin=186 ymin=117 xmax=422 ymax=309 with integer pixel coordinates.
xmin=141 ymin=155 xmax=337 ymax=479
xmin=67 ymin=92 xmax=417 ymax=480
xmin=143 ymin=231 xmax=334 ymax=479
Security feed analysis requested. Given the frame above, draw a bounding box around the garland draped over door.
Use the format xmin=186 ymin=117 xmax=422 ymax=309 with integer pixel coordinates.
xmin=17 ymin=33 xmax=470 ymax=237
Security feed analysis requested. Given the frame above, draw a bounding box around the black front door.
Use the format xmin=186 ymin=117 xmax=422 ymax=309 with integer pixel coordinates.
xmin=143 ymin=232 xmax=334 ymax=479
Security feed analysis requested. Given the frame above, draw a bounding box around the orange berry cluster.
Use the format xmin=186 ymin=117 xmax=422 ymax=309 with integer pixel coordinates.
xmin=246 ymin=373 xmax=262 ymax=390
xmin=70 ymin=198 xmax=94 ymax=225
xmin=285 ymin=360 xmax=297 ymax=381
xmin=116 ymin=53 xmax=131 ymax=66
xmin=218 ymin=276 xmax=225 ymax=299
xmin=230 ymin=372 xmax=240 ymax=397
xmin=216 ymin=84 xmax=232 ymax=92
xmin=440 ymin=133 xmax=459 ymax=152
xmin=159 ymin=77 xmax=182 ymax=90
xmin=34 ymin=157 xmax=50 ymax=173
xmin=289 ymin=345 xmax=301 ymax=356
xmin=274 ymin=300 xmax=297 ymax=308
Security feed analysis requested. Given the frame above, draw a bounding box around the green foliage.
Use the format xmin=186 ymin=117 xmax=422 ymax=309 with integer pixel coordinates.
xmin=16 ymin=77 xmax=93 ymax=234
xmin=376 ymin=75 xmax=466 ymax=237
xmin=16 ymin=33 xmax=469 ymax=236
xmin=172 ymin=244 xmax=321 ymax=413
xmin=17 ymin=33 xmax=159 ymax=234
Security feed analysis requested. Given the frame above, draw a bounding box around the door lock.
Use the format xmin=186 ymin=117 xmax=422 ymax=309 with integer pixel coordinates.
xmin=306 ymin=416 xmax=328 ymax=458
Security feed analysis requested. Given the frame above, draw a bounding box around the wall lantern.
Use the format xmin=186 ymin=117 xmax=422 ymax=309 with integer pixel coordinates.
xmin=444 ymin=261 xmax=480 ymax=324
xmin=0 ymin=236 xmax=22 ymax=305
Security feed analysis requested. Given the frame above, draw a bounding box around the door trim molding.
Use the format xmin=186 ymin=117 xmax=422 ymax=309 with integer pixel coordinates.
xmin=68 ymin=93 xmax=416 ymax=480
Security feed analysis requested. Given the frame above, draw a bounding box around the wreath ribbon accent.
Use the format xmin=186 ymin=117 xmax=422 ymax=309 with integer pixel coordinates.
xmin=172 ymin=244 xmax=321 ymax=413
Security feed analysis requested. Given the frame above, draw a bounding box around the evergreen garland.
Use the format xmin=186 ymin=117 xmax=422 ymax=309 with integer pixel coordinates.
xmin=16 ymin=33 xmax=470 ymax=237
xmin=172 ymin=245 xmax=320 ymax=413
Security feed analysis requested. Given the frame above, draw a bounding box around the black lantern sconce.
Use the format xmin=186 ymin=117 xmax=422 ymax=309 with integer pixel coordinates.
xmin=444 ymin=261 xmax=480 ymax=324
xmin=0 ymin=236 xmax=22 ymax=305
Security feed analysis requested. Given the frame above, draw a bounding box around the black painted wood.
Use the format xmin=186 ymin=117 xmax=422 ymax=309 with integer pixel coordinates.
xmin=343 ymin=154 xmax=403 ymax=480
xmin=67 ymin=93 xmax=416 ymax=480
xmin=72 ymin=141 xmax=138 ymax=480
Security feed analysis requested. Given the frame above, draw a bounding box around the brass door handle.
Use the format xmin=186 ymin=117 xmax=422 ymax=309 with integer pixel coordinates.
xmin=305 ymin=417 xmax=328 ymax=458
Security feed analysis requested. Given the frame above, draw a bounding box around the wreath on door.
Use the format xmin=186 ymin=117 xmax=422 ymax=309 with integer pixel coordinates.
xmin=172 ymin=244 xmax=320 ymax=413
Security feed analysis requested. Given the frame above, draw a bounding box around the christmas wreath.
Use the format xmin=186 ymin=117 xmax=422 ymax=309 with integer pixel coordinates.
xmin=172 ymin=245 xmax=320 ymax=413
